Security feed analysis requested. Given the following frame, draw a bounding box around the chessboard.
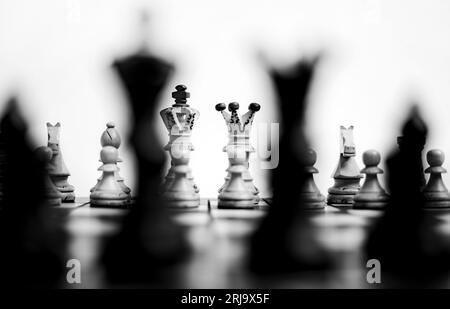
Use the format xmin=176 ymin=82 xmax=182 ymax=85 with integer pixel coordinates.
xmin=58 ymin=197 xmax=450 ymax=289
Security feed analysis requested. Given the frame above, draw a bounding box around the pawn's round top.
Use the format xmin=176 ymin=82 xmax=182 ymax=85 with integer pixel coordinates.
xmin=215 ymin=103 xmax=226 ymax=111
xmin=427 ymin=149 xmax=445 ymax=167
xmin=35 ymin=146 xmax=53 ymax=163
xmin=100 ymin=146 xmax=119 ymax=164
xmin=228 ymin=102 xmax=239 ymax=112
xmin=249 ymin=103 xmax=261 ymax=112
xmin=106 ymin=122 xmax=115 ymax=128
xmin=304 ymin=149 xmax=317 ymax=166
xmin=363 ymin=149 xmax=381 ymax=166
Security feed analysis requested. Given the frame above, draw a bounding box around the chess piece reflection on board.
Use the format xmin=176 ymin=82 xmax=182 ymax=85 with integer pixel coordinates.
xmin=47 ymin=123 xmax=75 ymax=202
xmin=215 ymin=102 xmax=260 ymax=208
xmin=160 ymin=85 xmax=200 ymax=208
xmin=327 ymin=125 xmax=362 ymax=207
xmin=90 ymin=122 xmax=131 ymax=207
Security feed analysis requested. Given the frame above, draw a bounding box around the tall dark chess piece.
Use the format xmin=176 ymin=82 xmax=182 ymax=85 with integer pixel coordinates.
xmin=160 ymin=85 xmax=200 ymax=208
xmin=353 ymin=150 xmax=389 ymax=209
xmin=216 ymin=102 xmax=260 ymax=208
xmin=249 ymin=57 xmax=331 ymax=274
xmin=365 ymin=106 xmax=450 ymax=283
xmin=47 ymin=123 xmax=75 ymax=202
xmin=100 ymin=51 xmax=189 ymax=284
xmin=327 ymin=126 xmax=362 ymax=207
xmin=0 ymin=97 xmax=66 ymax=288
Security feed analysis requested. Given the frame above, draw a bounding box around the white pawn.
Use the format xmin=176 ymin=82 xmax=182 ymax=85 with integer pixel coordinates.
xmin=423 ymin=149 xmax=450 ymax=208
xmin=90 ymin=146 xmax=129 ymax=207
xmin=218 ymin=165 xmax=254 ymax=209
xmin=353 ymin=150 xmax=389 ymax=209
xmin=300 ymin=149 xmax=326 ymax=209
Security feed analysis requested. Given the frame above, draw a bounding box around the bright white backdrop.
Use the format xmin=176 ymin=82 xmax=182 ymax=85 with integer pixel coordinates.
xmin=1 ymin=0 xmax=450 ymax=198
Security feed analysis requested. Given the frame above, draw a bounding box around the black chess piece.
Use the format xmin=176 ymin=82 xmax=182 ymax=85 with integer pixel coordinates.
xmin=353 ymin=149 xmax=389 ymax=209
xmin=365 ymin=105 xmax=450 ymax=284
xmin=0 ymin=97 xmax=66 ymax=288
xmin=249 ymin=56 xmax=331 ymax=275
xmin=423 ymin=149 xmax=450 ymax=208
xmin=100 ymin=49 xmax=189 ymax=284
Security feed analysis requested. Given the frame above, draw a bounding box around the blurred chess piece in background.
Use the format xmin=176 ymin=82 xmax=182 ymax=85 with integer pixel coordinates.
xmin=100 ymin=14 xmax=189 ymax=284
xmin=0 ymin=97 xmax=66 ymax=288
xmin=249 ymin=55 xmax=332 ymax=275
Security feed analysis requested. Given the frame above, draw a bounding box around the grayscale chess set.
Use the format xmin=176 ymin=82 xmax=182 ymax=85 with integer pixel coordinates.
xmin=32 ymin=86 xmax=450 ymax=211
xmin=2 ymin=2 xmax=450 ymax=293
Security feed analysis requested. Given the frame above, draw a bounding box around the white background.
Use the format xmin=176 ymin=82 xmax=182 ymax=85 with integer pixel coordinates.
xmin=0 ymin=0 xmax=450 ymax=198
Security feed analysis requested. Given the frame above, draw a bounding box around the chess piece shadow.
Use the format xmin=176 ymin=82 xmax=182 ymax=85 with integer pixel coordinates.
xmin=365 ymin=105 xmax=450 ymax=286
xmin=100 ymin=51 xmax=189 ymax=285
xmin=0 ymin=97 xmax=66 ymax=288
xmin=249 ymin=57 xmax=332 ymax=275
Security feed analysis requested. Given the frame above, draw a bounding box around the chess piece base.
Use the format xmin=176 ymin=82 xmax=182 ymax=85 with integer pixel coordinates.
xmin=166 ymin=200 xmax=199 ymax=208
xmin=46 ymin=197 xmax=62 ymax=207
xmin=60 ymin=192 xmax=75 ymax=203
xmin=327 ymin=194 xmax=356 ymax=207
xmin=423 ymin=190 xmax=450 ymax=208
xmin=353 ymin=201 xmax=387 ymax=209
xmin=90 ymin=198 xmax=131 ymax=208
xmin=300 ymin=193 xmax=326 ymax=209
xmin=327 ymin=177 xmax=361 ymax=206
xmin=163 ymin=191 xmax=200 ymax=208
xmin=218 ymin=199 xmax=255 ymax=209
xmin=424 ymin=200 xmax=450 ymax=208
xmin=90 ymin=189 xmax=129 ymax=207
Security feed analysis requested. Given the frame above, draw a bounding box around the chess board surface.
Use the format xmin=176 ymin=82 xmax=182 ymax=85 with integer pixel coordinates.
xmin=58 ymin=197 xmax=450 ymax=289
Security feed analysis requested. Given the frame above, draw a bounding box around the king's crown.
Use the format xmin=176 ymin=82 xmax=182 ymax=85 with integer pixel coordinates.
xmin=160 ymin=85 xmax=199 ymax=136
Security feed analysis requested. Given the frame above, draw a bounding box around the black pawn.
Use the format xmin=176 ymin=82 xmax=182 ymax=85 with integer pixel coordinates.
xmin=353 ymin=150 xmax=389 ymax=209
xmin=423 ymin=149 xmax=450 ymax=208
xmin=300 ymin=149 xmax=325 ymax=209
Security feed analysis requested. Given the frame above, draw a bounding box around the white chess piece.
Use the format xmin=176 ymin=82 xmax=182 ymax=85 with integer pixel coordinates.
xmin=90 ymin=146 xmax=129 ymax=207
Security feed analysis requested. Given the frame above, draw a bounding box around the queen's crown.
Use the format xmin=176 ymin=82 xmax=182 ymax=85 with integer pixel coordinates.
xmin=215 ymin=102 xmax=260 ymax=137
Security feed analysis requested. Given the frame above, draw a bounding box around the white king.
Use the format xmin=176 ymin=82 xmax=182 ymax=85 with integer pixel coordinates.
xmin=215 ymin=102 xmax=261 ymax=208
xmin=160 ymin=85 xmax=200 ymax=208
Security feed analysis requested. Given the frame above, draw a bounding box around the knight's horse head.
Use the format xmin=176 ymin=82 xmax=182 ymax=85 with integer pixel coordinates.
xmin=46 ymin=122 xmax=61 ymax=153
xmin=340 ymin=125 xmax=356 ymax=157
